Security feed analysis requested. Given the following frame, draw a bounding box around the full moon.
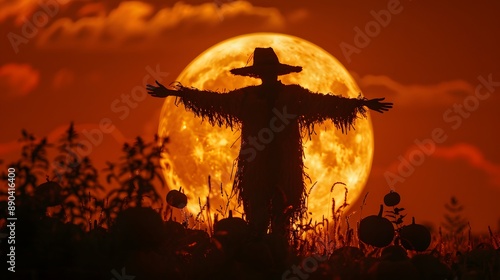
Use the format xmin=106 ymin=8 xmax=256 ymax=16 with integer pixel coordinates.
xmin=158 ymin=33 xmax=374 ymax=224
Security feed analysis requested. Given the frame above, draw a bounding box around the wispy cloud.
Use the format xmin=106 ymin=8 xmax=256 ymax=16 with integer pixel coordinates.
xmin=0 ymin=0 xmax=43 ymax=24
xmin=433 ymin=143 xmax=500 ymax=187
xmin=36 ymin=1 xmax=287 ymax=50
xmin=357 ymin=74 xmax=475 ymax=106
xmin=0 ymin=63 xmax=40 ymax=97
xmin=375 ymin=142 xmax=500 ymax=188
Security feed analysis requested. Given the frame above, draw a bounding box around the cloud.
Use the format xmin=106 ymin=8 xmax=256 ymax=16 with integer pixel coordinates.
xmin=374 ymin=142 xmax=500 ymax=189
xmin=433 ymin=143 xmax=500 ymax=187
xmin=357 ymin=74 xmax=475 ymax=106
xmin=76 ymin=2 xmax=107 ymax=18
xmin=0 ymin=63 xmax=40 ymax=97
xmin=0 ymin=0 xmax=41 ymax=25
xmin=0 ymin=0 xmax=70 ymax=25
xmin=36 ymin=1 xmax=287 ymax=50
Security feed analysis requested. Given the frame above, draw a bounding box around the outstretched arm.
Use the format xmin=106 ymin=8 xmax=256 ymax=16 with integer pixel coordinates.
xmin=147 ymin=81 xmax=181 ymax=97
xmin=295 ymin=85 xmax=392 ymax=133
xmin=147 ymin=81 xmax=243 ymax=128
xmin=363 ymin=97 xmax=393 ymax=113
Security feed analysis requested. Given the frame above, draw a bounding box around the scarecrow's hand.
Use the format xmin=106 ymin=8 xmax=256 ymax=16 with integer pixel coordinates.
xmin=147 ymin=81 xmax=176 ymax=98
xmin=364 ymin=98 xmax=393 ymax=113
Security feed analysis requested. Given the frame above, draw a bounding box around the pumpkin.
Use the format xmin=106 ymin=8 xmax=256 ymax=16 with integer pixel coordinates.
xmin=113 ymin=206 xmax=166 ymax=249
xmin=213 ymin=210 xmax=249 ymax=254
xmin=213 ymin=210 xmax=248 ymax=238
xmin=368 ymin=257 xmax=419 ymax=280
xmin=179 ymin=228 xmax=211 ymax=255
xmin=35 ymin=180 xmax=63 ymax=207
xmin=399 ymin=217 xmax=431 ymax=252
xmin=358 ymin=204 xmax=394 ymax=248
xmin=166 ymin=188 xmax=187 ymax=209
xmin=381 ymin=245 xmax=408 ymax=261
xmin=368 ymin=245 xmax=418 ymax=280
xmin=384 ymin=190 xmax=401 ymax=207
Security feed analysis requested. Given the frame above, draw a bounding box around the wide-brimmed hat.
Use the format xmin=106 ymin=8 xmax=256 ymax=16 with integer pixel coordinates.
xmin=230 ymin=47 xmax=302 ymax=78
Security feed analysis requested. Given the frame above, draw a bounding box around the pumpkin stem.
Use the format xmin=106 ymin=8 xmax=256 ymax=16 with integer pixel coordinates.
xmin=378 ymin=204 xmax=384 ymax=217
xmin=229 ymin=210 xmax=233 ymax=218
xmin=412 ymin=216 xmax=416 ymax=224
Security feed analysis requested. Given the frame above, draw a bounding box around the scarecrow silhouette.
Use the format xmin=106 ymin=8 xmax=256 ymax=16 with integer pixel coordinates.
xmin=147 ymin=47 xmax=392 ymax=236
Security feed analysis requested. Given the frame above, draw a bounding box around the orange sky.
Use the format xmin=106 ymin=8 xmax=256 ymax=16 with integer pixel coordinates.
xmin=1 ymin=0 xmax=499 ymax=233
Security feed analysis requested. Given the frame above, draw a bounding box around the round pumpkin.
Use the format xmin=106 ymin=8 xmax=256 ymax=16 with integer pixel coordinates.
xmin=166 ymin=189 xmax=187 ymax=209
xmin=113 ymin=206 xmax=166 ymax=249
xmin=213 ymin=210 xmax=249 ymax=254
xmin=384 ymin=190 xmax=401 ymax=207
xmin=368 ymin=244 xmax=418 ymax=280
xmin=35 ymin=181 xmax=63 ymax=207
xmin=213 ymin=210 xmax=248 ymax=238
xmin=381 ymin=245 xmax=408 ymax=261
xmin=367 ymin=258 xmax=419 ymax=280
xmin=399 ymin=217 xmax=431 ymax=252
xmin=358 ymin=204 xmax=394 ymax=248
xmin=179 ymin=228 xmax=211 ymax=255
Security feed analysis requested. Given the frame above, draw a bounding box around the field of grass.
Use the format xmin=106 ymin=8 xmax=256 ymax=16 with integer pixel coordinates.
xmin=1 ymin=125 xmax=499 ymax=279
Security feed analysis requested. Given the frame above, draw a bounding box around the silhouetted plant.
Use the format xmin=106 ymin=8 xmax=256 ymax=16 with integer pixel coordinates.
xmin=105 ymin=135 xmax=168 ymax=217
xmin=383 ymin=190 xmax=407 ymax=229
xmin=290 ymin=181 xmax=349 ymax=255
xmin=386 ymin=206 xmax=407 ymax=228
xmin=3 ymin=127 xmax=500 ymax=279
xmin=331 ymin=183 xmax=350 ymax=247
xmin=213 ymin=174 xmax=239 ymax=220
xmin=442 ymin=196 xmax=468 ymax=236
xmin=51 ymin=123 xmax=104 ymax=226
xmin=1 ymin=130 xmax=50 ymax=198
xmin=0 ymin=130 xmax=52 ymax=225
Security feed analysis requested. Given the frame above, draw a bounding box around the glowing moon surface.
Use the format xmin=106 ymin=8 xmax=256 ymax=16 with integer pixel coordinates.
xmin=158 ymin=33 xmax=374 ymax=224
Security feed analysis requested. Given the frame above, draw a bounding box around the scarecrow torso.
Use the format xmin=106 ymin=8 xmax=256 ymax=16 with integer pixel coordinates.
xmin=235 ymin=82 xmax=306 ymax=207
xmin=238 ymin=82 xmax=303 ymax=160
